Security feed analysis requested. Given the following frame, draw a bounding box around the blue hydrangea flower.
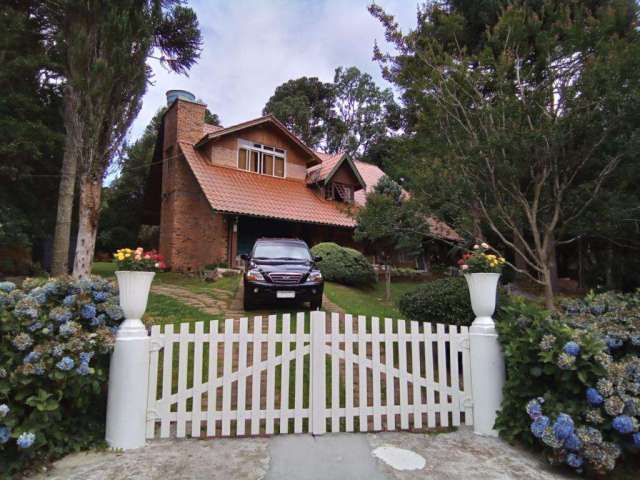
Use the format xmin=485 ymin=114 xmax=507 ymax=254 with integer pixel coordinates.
xmin=586 ymin=387 xmax=604 ymax=406
xmin=76 ymin=363 xmax=91 ymax=375
xmin=564 ymin=433 xmax=582 ymax=451
xmin=633 ymin=432 xmax=640 ymax=447
xmin=105 ymin=304 xmax=124 ymax=321
xmin=17 ymin=431 xmax=35 ymax=449
xmin=91 ymin=314 xmax=107 ymax=327
xmin=92 ymin=291 xmax=109 ymax=303
xmin=79 ymin=352 xmax=94 ymax=364
xmin=526 ymin=398 xmax=544 ymax=419
xmin=0 ymin=281 xmax=16 ymax=293
xmin=13 ymin=298 xmax=39 ymax=321
xmin=23 ymin=351 xmax=41 ymax=364
xmin=566 ymin=453 xmax=584 ymax=469
xmin=553 ymin=413 xmax=574 ymax=440
xmin=531 ymin=416 xmax=550 ymax=438
xmin=0 ymin=426 xmax=10 ymax=444
xmin=56 ymin=356 xmax=75 ymax=371
xmin=631 ymin=335 xmax=640 ymax=347
xmin=33 ymin=364 xmax=45 ymax=376
xmin=605 ymin=336 xmax=624 ymax=350
xmin=0 ymin=404 xmax=9 ymax=418
xmin=27 ymin=287 xmax=48 ymax=305
xmin=563 ymin=341 xmax=580 ymax=357
xmin=612 ymin=415 xmax=634 ymax=434
xmin=49 ymin=306 xmax=73 ymax=323
xmin=51 ymin=344 xmax=64 ymax=357
xmin=12 ymin=333 xmax=33 ymax=351
xmin=27 ymin=321 xmax=43 ymax=332
xmin=80 ymin=303 xmax=97 ymax=320
xmin=62 ymin=294 xmax=77 ymax=307
xmin=59 ymin=321 xmax=78 ymax=337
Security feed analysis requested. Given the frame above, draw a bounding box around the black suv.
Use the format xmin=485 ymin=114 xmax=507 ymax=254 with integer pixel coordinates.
xmin=241 ymin=238 xmax=323 ymax=311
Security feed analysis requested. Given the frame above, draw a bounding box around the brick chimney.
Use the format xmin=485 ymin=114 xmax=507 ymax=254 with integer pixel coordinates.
xmin=163 ymin=90 xmax=206 ymax=147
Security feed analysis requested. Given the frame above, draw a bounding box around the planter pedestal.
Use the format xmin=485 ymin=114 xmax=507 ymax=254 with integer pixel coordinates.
xmin=106 ymin=271 xmax=154 ymax=450
xmin=465 ymin=273 xmax=505 ymax=437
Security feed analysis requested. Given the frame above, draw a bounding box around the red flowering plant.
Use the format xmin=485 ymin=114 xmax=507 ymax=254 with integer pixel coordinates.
xmin=458 ymin=242 xmax=506 ymax=274
xmin=113 ymin=248 xmax=167 ymax=272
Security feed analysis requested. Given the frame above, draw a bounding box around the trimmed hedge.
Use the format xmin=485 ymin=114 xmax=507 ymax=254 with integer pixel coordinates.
xmin=397 ymin=277 xmax=474 ymax=326
xmin=310 ymin=243 xmax=375 ymax=287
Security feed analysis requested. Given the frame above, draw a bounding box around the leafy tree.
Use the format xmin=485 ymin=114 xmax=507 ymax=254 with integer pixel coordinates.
xmin=263 ymin=77 xmax=334 ymax=149
xmin=0 ymin=1 xmax=64 ymax=259
xmin=44 ymin=0 xmax=202 ymax=278
xmin=370 ymin=1 xmax=640 ymax=308
xmin=327 ymin=66 xmax=400 ymax=158
xmin=355 ymin=176 xmax=425 ymax=300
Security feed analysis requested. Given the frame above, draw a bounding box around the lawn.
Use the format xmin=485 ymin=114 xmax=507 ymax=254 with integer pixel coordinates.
xmin=323 ymin=280 xmax=419 ymax=319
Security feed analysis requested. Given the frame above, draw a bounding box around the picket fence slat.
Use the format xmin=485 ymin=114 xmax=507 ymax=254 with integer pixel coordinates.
xmin=147 ymin=311 xmax=473 ymax=439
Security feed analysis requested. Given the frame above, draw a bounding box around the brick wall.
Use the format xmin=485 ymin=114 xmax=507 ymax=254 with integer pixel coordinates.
xmin=159 ymin=99 xmax=229 ymax=271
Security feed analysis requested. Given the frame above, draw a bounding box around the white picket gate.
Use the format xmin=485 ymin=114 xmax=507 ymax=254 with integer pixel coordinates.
xmin=145 ymin=311 xmax=473 ymax=439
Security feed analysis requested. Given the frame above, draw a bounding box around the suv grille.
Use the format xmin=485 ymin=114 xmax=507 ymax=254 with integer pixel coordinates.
xmin=268 ymin=272 xmax=304 ymax=285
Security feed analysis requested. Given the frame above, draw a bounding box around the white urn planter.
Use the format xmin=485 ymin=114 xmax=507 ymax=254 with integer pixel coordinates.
xmin=106 ymin=270 xmax=155 ymax=450
xmin=464 ymin=272 xmax=500 ymax=327
xmin=114 ymin=270 xmax=155 ymax=338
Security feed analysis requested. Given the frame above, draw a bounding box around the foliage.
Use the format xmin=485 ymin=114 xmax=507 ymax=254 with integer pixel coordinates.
xmin=495 ymin=292 xmax=640 ymax=475
xmin=263 ymin=76 xmax=335 ymax=149
xmin=458 ymin=243 xmax=505 ymax=274
xmin=0 ymin=2 xmax=64 ymax=249
xmin=369 ymin=2 xmax=640 ymax=305
xmin=397 ymin=277 xmax=473 ymax=326
xmin=0 ymin=277 xmax=123 ymax=477
xmin=113 ymin=248 xmax=166 ymax=272
xmin=310 ymin=243 xmax=375 ymax=287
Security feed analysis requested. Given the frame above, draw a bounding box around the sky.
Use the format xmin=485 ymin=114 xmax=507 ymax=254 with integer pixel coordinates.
xmin=128 ymin=0 xmax=418 ymax=142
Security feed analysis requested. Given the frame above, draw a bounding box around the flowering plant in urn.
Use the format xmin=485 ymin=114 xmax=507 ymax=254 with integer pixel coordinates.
xmin=113 ymin=248 xmax=167 ymax=271
xmin=458 ymin=243 xmax=506 ymax=274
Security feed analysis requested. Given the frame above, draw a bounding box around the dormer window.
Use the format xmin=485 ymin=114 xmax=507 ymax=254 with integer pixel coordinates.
xmin=238 ymin=139 xmax=286 ymax=177
xmin=325 ymin=182 xmax=354 ymax=203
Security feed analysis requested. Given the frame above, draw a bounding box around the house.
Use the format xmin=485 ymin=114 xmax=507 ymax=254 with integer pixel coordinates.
xmin=142 ymin=90 xmax=460 ymax=272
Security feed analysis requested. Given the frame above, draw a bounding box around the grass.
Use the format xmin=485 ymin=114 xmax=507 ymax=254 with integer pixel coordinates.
xmin=144 ymin=293 xmax=221 ymax=328
xmin=324 ymin=280 xmax=420 ymax=318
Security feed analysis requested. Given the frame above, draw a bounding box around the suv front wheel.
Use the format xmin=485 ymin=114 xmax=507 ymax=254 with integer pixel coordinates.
xmin=310 ymin=297 xmax=322 ymax=310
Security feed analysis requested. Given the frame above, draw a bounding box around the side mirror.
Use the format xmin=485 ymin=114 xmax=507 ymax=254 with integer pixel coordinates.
xmin=313 ymin=256 xmax=322 ymax=262
xmin=240 ymin=253 xmax=249 ymax=261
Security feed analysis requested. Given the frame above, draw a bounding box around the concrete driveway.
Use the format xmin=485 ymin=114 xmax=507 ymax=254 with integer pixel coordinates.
xmin=30 ymin=428 xmax=568 ymax=480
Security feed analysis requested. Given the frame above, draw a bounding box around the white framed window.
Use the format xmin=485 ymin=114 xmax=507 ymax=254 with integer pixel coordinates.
xmin=237 ymin=139 xmax=286 ymax=178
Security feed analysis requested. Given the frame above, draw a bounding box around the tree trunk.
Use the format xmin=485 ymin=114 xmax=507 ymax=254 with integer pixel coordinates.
xmin=514 ymin=227 xmax=527 ymax=283
xmin=471 ymin=201 xmax=483 ymax=240
xmin=51 ymin=87 xmax=82 ymax=276
xmin=542 ymin=267 xmax=556 ymax=310
xmin=385 ymin=260 xmax=391 ymax=302
xmin=72 ymin=174 xmax=102 ymax=279
xmin=605 ymin=241 xmax=615 ymax=290
xmin=546 ymin=233 xmax=559 ymax=294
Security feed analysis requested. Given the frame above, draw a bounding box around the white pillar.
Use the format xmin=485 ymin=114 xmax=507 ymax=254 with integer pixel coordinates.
xmin=310 ymin=310 xmax=326 ymax=435
xmin=469 ymin=320 xmax=505 ymax=436
xmin=106 ymin=271 xmax=154 ymax=450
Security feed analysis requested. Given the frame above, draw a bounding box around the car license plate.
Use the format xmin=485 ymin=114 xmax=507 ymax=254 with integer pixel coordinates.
xmin=277 ymin=291 xmax=295 ymax=299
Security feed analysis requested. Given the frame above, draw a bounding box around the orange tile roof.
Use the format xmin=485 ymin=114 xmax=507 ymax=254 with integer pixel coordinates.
xmin=178 ymin=142 xmax=357 ymax=227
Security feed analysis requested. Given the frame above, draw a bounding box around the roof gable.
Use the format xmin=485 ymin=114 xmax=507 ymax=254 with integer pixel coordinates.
xmin=306 ymin=152 xmax=366 ymax=190
xmin=195 ymin=115 xmax=321 ymax=166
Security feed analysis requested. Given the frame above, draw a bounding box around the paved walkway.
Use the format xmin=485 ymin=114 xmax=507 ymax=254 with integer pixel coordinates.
xmin=30 ymin=428 xmax=567 ymax=480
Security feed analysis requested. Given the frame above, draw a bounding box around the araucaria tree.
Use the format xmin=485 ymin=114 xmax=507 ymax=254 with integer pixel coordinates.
xmin=370 ymin=1 xmax=640 ymax=308
xmin=355 ymin=176 xmax=425 ymax=300
xmin=47 ymin=0 xmax=201 ymax=278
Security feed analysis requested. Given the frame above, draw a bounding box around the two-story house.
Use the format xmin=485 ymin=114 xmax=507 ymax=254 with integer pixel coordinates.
xmin=142 ymin=90 xmax=460 ymax=271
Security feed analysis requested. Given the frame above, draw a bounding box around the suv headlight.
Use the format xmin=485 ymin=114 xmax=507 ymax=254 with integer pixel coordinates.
xmin=307 ymin=271 xmax=322 ymax=283
xmin=246 ymin=269 xmax=265 ymax=281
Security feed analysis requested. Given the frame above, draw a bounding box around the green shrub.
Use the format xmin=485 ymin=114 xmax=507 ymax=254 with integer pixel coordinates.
xmin=0 ymin=277 xmax=122 ymax=477
xmin=495 ymin=292 xmax=640 ymax=476
xmin=397 ymin=277 xmax=474 ymax=326
xmin=310 ymin=243 xmax=375 ymax=286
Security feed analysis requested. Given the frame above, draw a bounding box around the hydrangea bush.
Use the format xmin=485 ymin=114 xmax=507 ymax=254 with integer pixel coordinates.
xmin=495 ymin=292 xmax=640 ymax=475
xmin=0 ymin=277 xmax=123 ymax=476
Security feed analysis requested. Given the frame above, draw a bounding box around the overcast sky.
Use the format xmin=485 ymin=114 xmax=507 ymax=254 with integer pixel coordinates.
xmin=128 ymin=0 xmax=417 ymax=141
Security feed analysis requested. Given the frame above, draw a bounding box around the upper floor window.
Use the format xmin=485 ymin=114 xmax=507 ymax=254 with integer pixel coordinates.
xmin=325 ymin=182 xmax=354 ymax=203
xmin=238 ymin=139 xmax=286 ymax=177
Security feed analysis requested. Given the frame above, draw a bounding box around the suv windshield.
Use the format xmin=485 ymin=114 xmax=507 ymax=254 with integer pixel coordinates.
xmin=253 ymin=242 xmax=311 ymax=261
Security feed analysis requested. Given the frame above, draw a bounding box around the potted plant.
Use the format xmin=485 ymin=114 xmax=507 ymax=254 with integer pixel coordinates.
xmin=113 ymin=248 xmax=166 ymax=331
xmin=458 ymin=243 xmax=506 ymax=326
